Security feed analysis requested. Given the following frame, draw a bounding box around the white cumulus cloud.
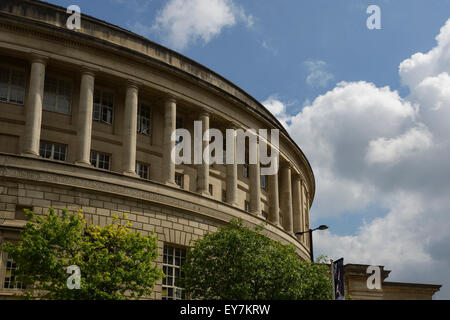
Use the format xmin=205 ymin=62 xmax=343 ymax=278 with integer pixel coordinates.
xmin=399 ymin=19 xmax=450 ymax=88
xmin=304 ymin=60 xmax=334 ymax=88
xmin=277 ymin=19 xmax=450 ymax=298
xmin=365 ymin=125 xmax=433 ymax=166
xmin=262 ymin=95 xmax=293 ymax=129
xmin=149 ymin=0 xmax=253 ymax=50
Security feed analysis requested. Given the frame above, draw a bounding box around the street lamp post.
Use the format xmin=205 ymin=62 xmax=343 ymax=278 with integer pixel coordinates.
xmin=295 ymin=225 xmax=328 ymax=263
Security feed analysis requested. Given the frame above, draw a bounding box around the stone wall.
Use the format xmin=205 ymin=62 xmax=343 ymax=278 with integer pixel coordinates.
xmin=0 ymin=176 xmax=222 ymax=299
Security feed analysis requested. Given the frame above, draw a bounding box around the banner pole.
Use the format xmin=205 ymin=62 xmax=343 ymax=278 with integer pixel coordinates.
xmin=330 ymin=258 xmax=335 ymax=300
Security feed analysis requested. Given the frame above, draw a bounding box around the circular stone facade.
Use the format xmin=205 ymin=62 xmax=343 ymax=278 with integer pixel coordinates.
xmin=0 ymin=0 xmax=315 ymax=299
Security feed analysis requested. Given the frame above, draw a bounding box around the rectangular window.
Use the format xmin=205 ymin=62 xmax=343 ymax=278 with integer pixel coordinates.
xmin=260 ymin=175 xmax=266 ymax=190
xmin=162 ymin=245 xmax=186 ymax=300
xmin=222 ymin=190 xmax=227 ymax=203
xmin=3 ymin=257 xmax=24 ymax=290
xmin=243 ymin=164 xmax=249 ymax=178
xmin=262 ymin=211 xmax=268 ymax=220
xmin=136 ymin=162 xmax=149 ymax=180
xmin=93 ymin=89 xmax=114 ymax=124
xmin=175 ymin=117 xmax=183 ymax=145
xmin=43 ymin=76 xmax=72 ymax=114
xmin=0 ymin=67 xmax=25 ymax=104
xmin=245 ymin=201 xmax=250 ymax=213
xmin=137 ymin=103 xmax=151 ymax=136
xmin=39 ymin=141 xmax=67 ymax=161
xmin=222 ymin=136 xmax=227 ymax=164
xmin=175 ymin=173 xmax=184 ymax=189
xmin=176 ymin=117 xmax=183 ymax=130
xmin=209 ymin=184 xmax=213 ymax=196
xmin=90 ymin=151 xmax=110 ymax=170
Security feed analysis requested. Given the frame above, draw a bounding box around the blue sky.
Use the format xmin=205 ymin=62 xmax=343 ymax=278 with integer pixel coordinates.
xmin=47 ymin=0 xmax=450 ymax=298
xmin=52 ymin=0 xmax=449 ymax=105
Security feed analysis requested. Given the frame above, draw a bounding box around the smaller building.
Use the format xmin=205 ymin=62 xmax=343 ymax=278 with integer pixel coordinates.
xmin=344 ymin=264 xmax=441 ymax=300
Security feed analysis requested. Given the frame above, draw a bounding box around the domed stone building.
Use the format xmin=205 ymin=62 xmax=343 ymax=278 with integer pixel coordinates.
xmin=0 ymin=0 xmax=315 ymax=299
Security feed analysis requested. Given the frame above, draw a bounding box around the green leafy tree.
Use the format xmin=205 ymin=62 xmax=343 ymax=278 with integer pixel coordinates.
xmin=2 ymin=208 xmax=164 ymax=300
xmin=182 ymin=219 xmax=332 ymax=300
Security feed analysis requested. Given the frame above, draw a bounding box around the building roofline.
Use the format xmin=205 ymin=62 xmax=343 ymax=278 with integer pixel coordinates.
xmin=383 ymin=282 xmax=442 ymax=291
xmin=0 ymin=0 xmax=316 ymax=203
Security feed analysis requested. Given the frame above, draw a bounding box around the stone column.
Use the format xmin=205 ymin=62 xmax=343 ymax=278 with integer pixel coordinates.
xmin=162 ymin=96 xmax=177 ymax=185
xmin=304 ymin=186 xmax=310 ymax=247
xmin=292 ymin=174 xmax=302 ymax=239
xmin=268 ymin=172 xmax=280 ymax=226
xmin=122 ymin=82 xmax=139 ymax=176
xmin=75 ymin=68 xmax=95 ymax=165
xmin=197 ymin=110 xmax=210 ymax=196
xmin=22 ymin=55 xmax=47 ymax=156
xmin=280 ymin=164 xmax=293 ymax=233
xmin=249 ymin=141 xmax=262 ymax=215
xmin=301 ymin=179 xmax=307 ymax=243
xmin=226 ymin=125 xmax=238 ymax=206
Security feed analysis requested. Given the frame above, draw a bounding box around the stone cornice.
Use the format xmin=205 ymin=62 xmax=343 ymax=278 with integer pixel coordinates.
xmin=0 ymin=153 xmax=311 ymax=260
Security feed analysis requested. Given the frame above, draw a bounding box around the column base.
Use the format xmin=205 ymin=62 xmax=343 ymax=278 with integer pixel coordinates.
xmin=20 ymin=151 xmax=39 ymax=158
xmin=164 ymin=181 xmax=179 ymax=188
xmin=75 ymin=160 xmax=92 ymax=167
xmin=227 ymin=201 xmax=239 ymax=208
xmin=123 ymin=171 xmax=139 ymax=178
xmin=198 ymin=190 xmax=211 ymax=197
xmin=250 ymin=210 xmax=263 ymax=217
xmin=271 ymin=221 xmax=282 ymax=229
xmin=258 ymin=213 xmax=267 ymax=220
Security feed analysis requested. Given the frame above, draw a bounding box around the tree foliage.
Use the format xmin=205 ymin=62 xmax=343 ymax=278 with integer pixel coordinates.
xmin=182 ymin=219 xmax=332 ymax=300
xmin=2 ymin=208 xmax=164 ymax=300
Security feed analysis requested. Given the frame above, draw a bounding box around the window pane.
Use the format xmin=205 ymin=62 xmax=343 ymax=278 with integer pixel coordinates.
xmin=44 ymin=77 xmax=57 ymax=110
xmin=39 ymin=142 xmax=52 ymax=159
xmin=90 ymin=151 xmax=97 ymax=167
xmin=43 ymin=92 xmax=57 ymax=111
xmin=138 ymin=104 xmax=151 ymax=135
xmin=0 ymin=69 xmax=25 ymax=104
xmin=175 ymin=174 xmax=184 ymax=188
xmin=57 ymin=79 xmax=72 ymax=114
xmin=58 ymin=96 xmax=71 ymax=114
xmin=11 ymin=70 xmax=25 ymax=87
xmin=136 ymin=162 xmax=149 ymax=179
xmin=93 ymin=104 xmax=100 ymax=121
xmin=53 ymin=144 xmax=67 ymax=161
xmin=93 ymin=90 xmax=113 ymax=124
xmin=0 ymin=83 xmax=8 ymax=101
xmin=10 ymin=87 xmax=25 ymax=104
xmin=0 ymin=67 xmax=9 ymax=83
xmin=162 ymin=245 xmax=187 ymax=300
xmin=59 ymin=79 xmax=72 ymax=98
xmin=91 ymin=152 xmax=110 ymax=170
xmin=102 ymin=92 xmax=113 ymax=107
xmin=176 ymin=117 xmax=183 ymax=129
xmin=243 ymin=164 xmax=249 ymax=178
xmin=44 ymin=77 xmax=58 ymax=94
xmin=102 ymin=107 xmax=113 ymax=124
xmin=176 ymin=288 xmax=182 ymax=300
xmin=94 ymin=90 xmax=101 ymax=104
xmin=4 ymin=258 xmax=24 ymax=289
